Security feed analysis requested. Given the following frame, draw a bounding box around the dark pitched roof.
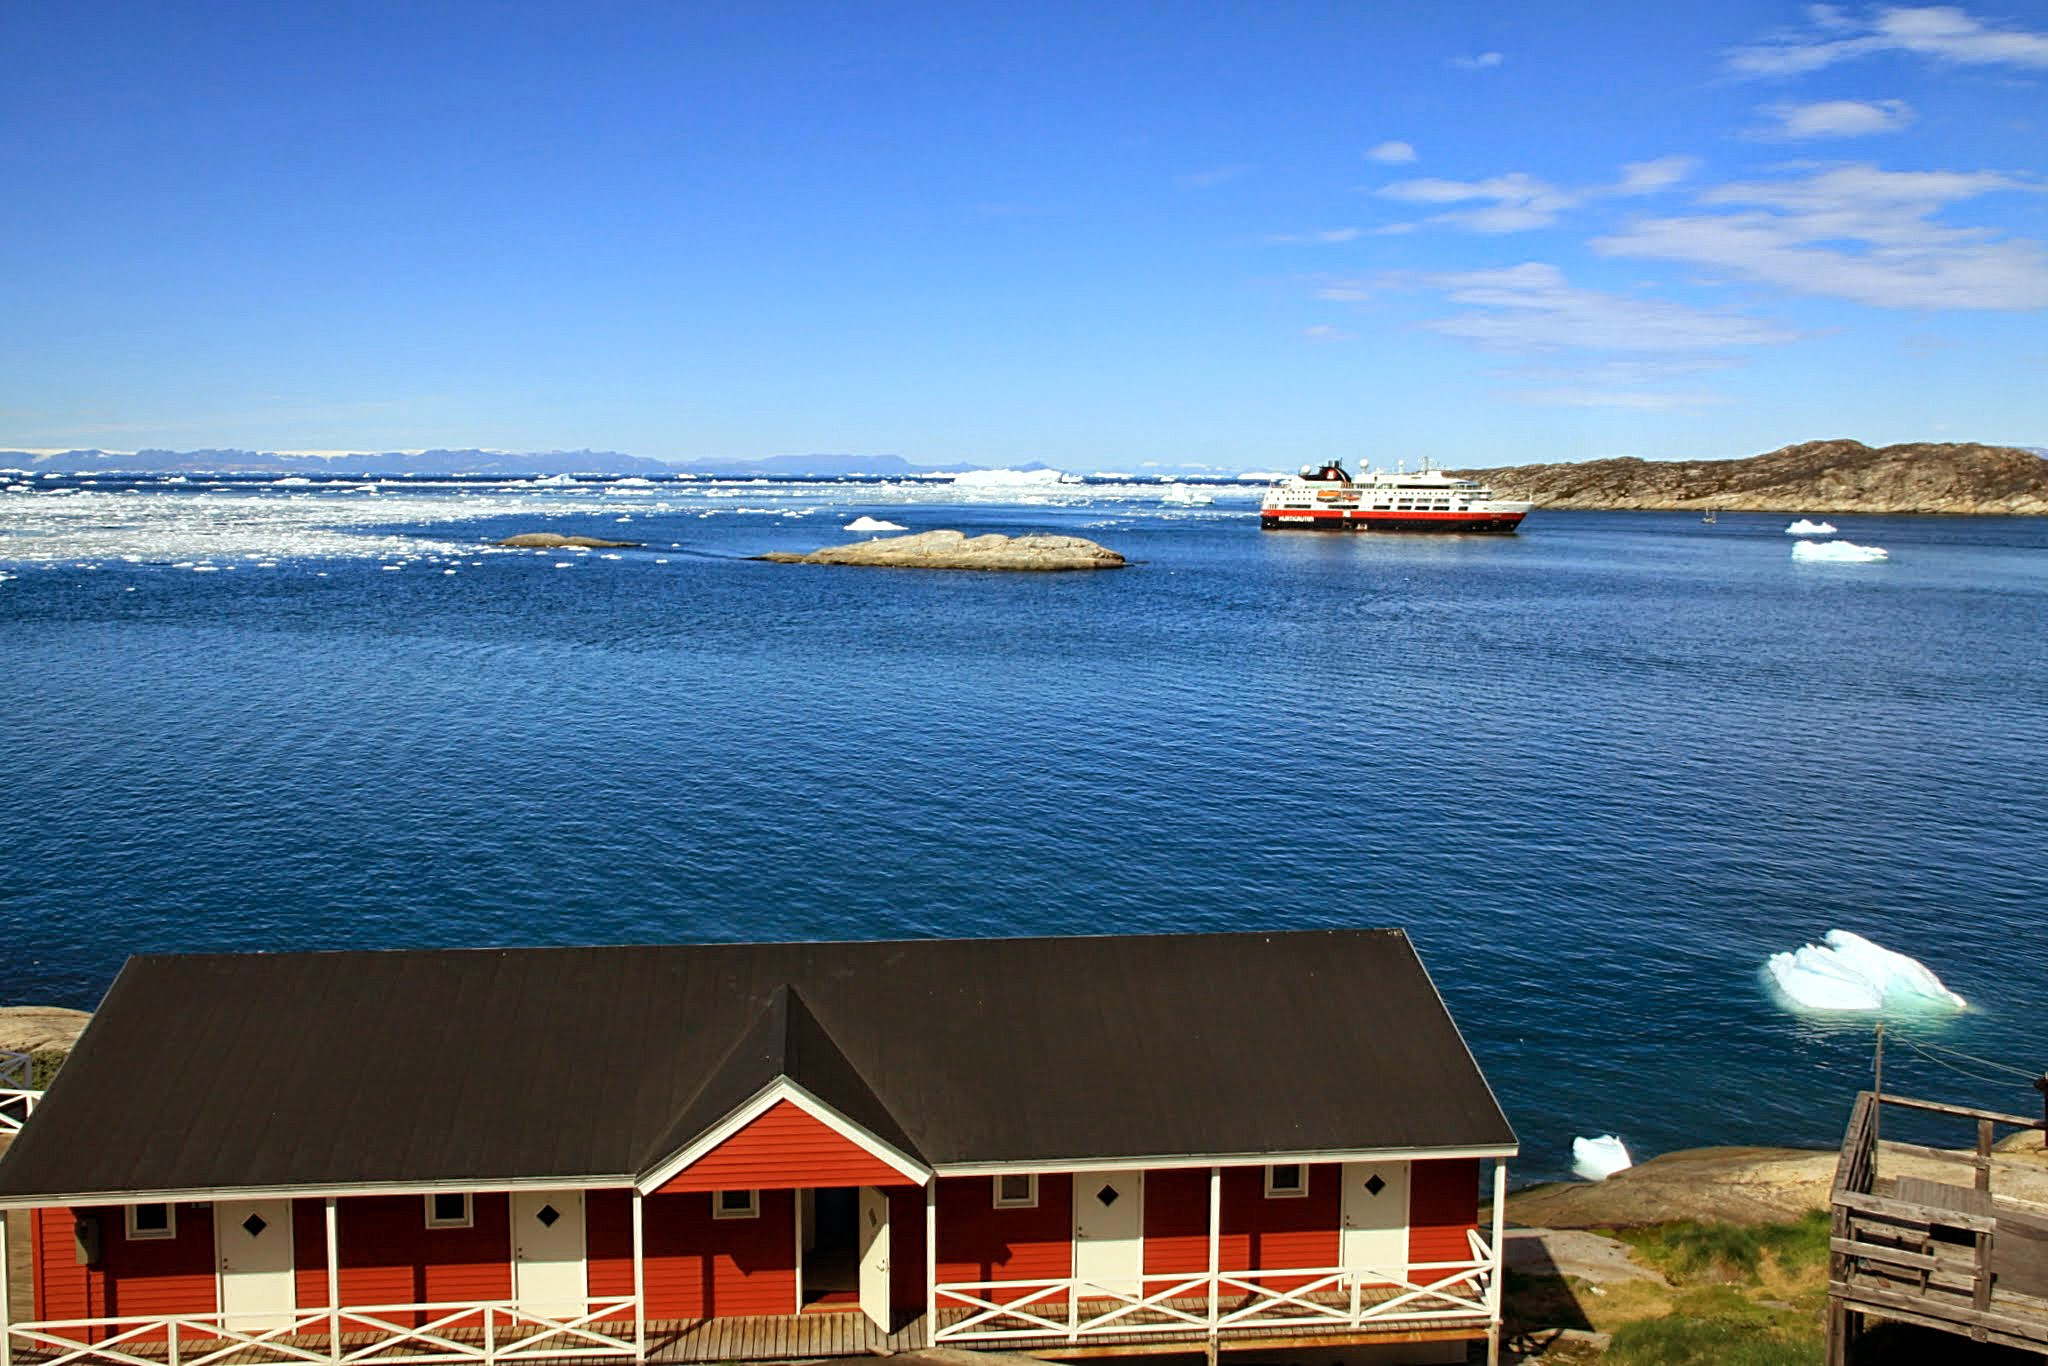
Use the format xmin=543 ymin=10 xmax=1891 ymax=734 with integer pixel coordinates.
xmin=0 ymin=930 xmax=1514 ymax=1203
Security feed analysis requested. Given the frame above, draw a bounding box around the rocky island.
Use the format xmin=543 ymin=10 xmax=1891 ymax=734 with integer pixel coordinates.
xmin=760 ymin=529 xmax=1126 ymax=571
xmin=495 ymin=532 xmax=642 ymax=549
xmin=1466 ymin=439 xmax=2048 ymax=515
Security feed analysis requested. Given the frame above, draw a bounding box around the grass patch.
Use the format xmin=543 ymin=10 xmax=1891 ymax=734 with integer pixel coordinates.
xmin=30 ymin=1050 xmax=66 ymax=1089
xmin=1606 ymin=1311 xmax=1822 ymax=1366
xmin=1618 ymin=1210 xmax=1830 ymax=1283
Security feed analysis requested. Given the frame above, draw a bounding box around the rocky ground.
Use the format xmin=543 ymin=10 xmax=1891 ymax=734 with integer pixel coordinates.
xmin=0 ymin=1006 xmax=90 ymax=1054
xmin=761 ymin=529 xmax=1127 ymax=571
xmin=1465 ymin=439 xmax=2048 ymax=515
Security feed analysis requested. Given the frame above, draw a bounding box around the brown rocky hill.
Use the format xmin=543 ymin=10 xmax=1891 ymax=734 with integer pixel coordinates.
xmin=1463 ymin=440 xmax=2048 ymax=514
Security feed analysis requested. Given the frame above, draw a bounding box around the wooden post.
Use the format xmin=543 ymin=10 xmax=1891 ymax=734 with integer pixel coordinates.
xmin=1977 ymin=1119 xmax=1994 ymax=1194
xmin=1486 ymin=1160 xmax=1507 ymax=1366
xmin=1 ymin=1208 xmax=13 ymax=1366
xmin=923 ymin=1180 xmax=937 ymax=1348
xmin=2035 ymin=1074 xmax=2047 ymax=1149
xmin=325 ymin=1197 xmax=340 ymax=1365
xmin=1205 ymin=1166 xmax=1220 ymax=1362
xmin=1871 ymin=1024 xmax=1884 ymax=1173
xmin=631 ymin=1191 xmax=645 ymax=1362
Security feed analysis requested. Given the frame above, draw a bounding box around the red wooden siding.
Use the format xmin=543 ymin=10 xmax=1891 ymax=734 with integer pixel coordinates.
xmin=32 ymin=1204 xmax=217 ymax=1330
xmin=288 ymin=1195 xmax=513 ymax=1318
xmin=887 ymin=1185 xmax=927 ymax=1313
xmin=1407 ymin=1158 xmax=1481 ymax=1281
xmin=934 ymin=1175 xmax=1072 ymax=1297
xmin=588 ymin=1188 xmax=798 ymax=1318
xmin=655 ymin=1101 xmax=907 ymax=1193
xmin=1138 ymin=1164 xmax=1340 ymax=1289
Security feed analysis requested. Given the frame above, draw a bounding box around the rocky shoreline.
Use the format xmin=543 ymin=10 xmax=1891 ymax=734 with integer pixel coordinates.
xmin=760 ymin=529 xmax=1126 ymax=571
xmin=1465 ymin=439 xmax=2048 ymax=515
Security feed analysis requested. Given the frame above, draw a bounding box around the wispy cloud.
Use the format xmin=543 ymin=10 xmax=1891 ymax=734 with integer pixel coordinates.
xmin=1451 ymin=51 xmax=1504 ymax=70
xmin=1375 ymin=156 xmax=1699 ymax=233
xmin=1178 ymin=163 xmax=1255 ymax=189
xmin=1302 ymin=324 xmax=1356 ymax=342
xmin=1595 ymin=163 xmax=2048 ymax=309
xmin=1366 ymin=140 xmax=1417 ymax=164
xmin=1728 ymin=5 xmax=2048 ymax=77
xmin=1265 ymin=227 xmax=1365 ymax=245
xmin=1417 ymin=263 xmax=1797 ymax=352
xmin=1751 ymin=98 xmax=1916 ymax=139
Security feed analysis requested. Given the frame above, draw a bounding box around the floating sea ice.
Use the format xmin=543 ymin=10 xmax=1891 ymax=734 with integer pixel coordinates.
xmin=1793 ymin=540 xmax=1887 ymax=563
xmin=599 ymin=553 xmax=621 ymax=560
xmin=1572 ymin=1135 xmax=1632 ymax=1181
xmin=612 ymin=477 xmax=654 ymax=487
xmin=845 ymin=516 xmax=909 ymax=533
xmin=1764 ymin=930 xmax=1964 ymax=1013
xmin=443 ymin=569 xmax=456 ymax=575
xmin=1785 ymin=519 xmax=1837 ymax=536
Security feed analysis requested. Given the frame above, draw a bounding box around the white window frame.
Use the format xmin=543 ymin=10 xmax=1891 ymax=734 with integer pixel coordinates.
xmin=993 ymin=1173 xmax=1039 ymax=1209
xmin=424 ymin=1192 xmax=474 ymax=1229
xmin=712 ymin=1189 xmax=760 ymax=1220
xmin=1264 ymin=1164 xmax=1309 ymax=1199
xmin=126 ymin=1203 xmax=177 ymax=1240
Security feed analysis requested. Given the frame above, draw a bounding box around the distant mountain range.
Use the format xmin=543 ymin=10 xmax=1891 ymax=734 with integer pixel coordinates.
xmin=1465 ymin=440 xmax=2048 ymax=515
xmin=0 ymin=448 xmax=1055 ymax=478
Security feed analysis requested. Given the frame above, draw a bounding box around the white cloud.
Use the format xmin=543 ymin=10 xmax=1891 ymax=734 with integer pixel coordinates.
xmin=1595 ymin=163 xmax=2048 ymax=309
xmin=1378 ymin=172 xmax=1580 ymax=232
xmin=1452 ymin=51 xmax=1504 ymax=70
xmin=1375 ymin=158 xmax=1696 ymax=233
xmin=1302 ymin=324 xmax=1356 ymax=342
xmin=1419 ymin=263 xmax=1798 ymax=352
xmin=1265 ymin=227 xmax=1364 ymax=244
xmin=1728 ymin=5 xmax=2048 ymax=76
xmin=1177 ymin=163 xmax=1254 ymax=189
xmin=1753 ymin=98 xmax=1916 ymax=139
xmin=1366 ymin=140 xmax=1418 ymax=164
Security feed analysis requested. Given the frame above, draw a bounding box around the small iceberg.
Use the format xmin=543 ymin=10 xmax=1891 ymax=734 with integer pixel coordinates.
xmin=1793 ymin=540 xmax=1887 ymax=563
xmin=1572 ymin=1135 xmax=1632 ymax=1181
xmin=1162 ymin=483 xmax=1214 ymax=506
xmin=1764 ymin=929 xmax=1965 ymax=1014
xmin=845 ymin=516 xmax=907 ymax=533
xmin=1785 ymin=519 xmax=1837 ymax=536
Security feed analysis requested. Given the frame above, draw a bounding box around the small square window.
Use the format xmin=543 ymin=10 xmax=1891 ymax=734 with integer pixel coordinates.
xmin=425 ymin=1193 xmax=473 ymax=1228
xmin=994 ymin=1174 xmax=1038 ymax=1209
xmin=1264 ymin=1165 xmax=1308 ymax=1198
xmin=713 ymin=1189 xmax=759 ymax=1220
xmin=126 ymin=1203 xmax=176 ymax=1240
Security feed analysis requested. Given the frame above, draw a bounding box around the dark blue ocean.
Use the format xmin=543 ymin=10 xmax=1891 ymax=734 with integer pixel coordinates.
xmin=5 ymin=474 xmax=2045 ymax=1179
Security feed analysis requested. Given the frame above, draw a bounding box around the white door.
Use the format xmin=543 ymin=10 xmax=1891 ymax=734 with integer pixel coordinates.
xmin=1072 ymin=1170 xmax=1144 ymax=1298
xmin=858 ymin=1186 xmax=891 ymax=1331
xmin=216 ymin=1199 xmax=296 ymax=1330
xmin=510 ymin=1191 xmax=587 ymax=1314
xmin=1340 ymin=1161 xmax=1411 ymax=1283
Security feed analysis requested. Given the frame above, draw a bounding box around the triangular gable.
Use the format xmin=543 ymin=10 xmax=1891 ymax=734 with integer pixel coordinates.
xmin=644 ymin=1086 xmax=927 ymax=1192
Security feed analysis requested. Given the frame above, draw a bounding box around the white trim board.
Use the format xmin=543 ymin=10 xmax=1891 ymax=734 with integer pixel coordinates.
xmin=934 ymin=1144 xmax=1518 ymax=1176
xmin=635 ymin=1077 xmax=931 ymax=1193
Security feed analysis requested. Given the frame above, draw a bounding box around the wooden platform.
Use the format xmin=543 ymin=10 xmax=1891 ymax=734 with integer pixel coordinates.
xmin=1828 ymin=1091 xmax=2048 ymax=1364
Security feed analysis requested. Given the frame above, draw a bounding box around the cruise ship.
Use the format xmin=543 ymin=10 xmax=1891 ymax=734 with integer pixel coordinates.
xmin=1259 ymin=459 xmax=1534 ymax=534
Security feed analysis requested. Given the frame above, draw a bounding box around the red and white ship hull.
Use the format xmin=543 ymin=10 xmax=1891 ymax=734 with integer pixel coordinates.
xmin=1259 ymin=460 xmax=1533 ymax=535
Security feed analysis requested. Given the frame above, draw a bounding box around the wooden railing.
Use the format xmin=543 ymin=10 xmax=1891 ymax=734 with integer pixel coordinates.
xmin=934 ymin=1236 xmax=1496 ymax=1346
xmin=0 ymin=1051 xmax=41 ymax=1135
xmin=2 ymin=1298 xmax=640 ymax=1366
xmin=1828 ymin=1090 xmax=2048 ymax=1360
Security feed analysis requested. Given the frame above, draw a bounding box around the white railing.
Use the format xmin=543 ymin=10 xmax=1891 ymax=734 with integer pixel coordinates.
xmin=0 ymin=1050 xmax=41 ymax=1135
xmin=934 ymin=1237 xmax=1497 ymax=1345
xmin=4 ymin=1298 xmax=639 ymax=1366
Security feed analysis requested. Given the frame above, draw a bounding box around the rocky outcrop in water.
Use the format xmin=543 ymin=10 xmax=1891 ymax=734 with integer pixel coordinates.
xmin=496 ymin=533 xmax=641 ymax=548
xmin=1466 ymin=440 xmax=2048 ymax=514
xmin=760 ymin=529 xmax=1126 ymax=571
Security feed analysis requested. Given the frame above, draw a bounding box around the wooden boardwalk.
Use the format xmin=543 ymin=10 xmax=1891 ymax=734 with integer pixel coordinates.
xmin=1828 ymin=1090 xmax=2048 ymax=1364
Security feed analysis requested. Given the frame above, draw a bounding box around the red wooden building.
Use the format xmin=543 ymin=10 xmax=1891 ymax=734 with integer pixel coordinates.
xmin=0 ymin=931 xmax=1516 ymax=1366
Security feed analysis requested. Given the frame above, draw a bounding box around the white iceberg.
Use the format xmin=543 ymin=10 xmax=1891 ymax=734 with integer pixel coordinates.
xmin=947 ymin=467 xmax=1075 ymax=487
xmin=611 ymin=476 xmax=655 ymax=487
xmin=844 ymin=516 xmax=907 ymax=533
xmin=1785 ymin=519 xmax=1837 ymax=536
xmin=1162 ymin=483 xmax=1214 ymax=506
xmin=1572 ymin=1135 xmax=1632 ymax=1181
xmin=1764 ymin=930 xmax=1964 ymax=1013
xmin=1793 ymin=540 xmax=1887 ymax=563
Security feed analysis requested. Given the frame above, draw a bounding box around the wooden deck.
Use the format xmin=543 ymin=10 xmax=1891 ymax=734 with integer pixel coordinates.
xmin=1828 ymin=1090 xmax=2048 ymax=1364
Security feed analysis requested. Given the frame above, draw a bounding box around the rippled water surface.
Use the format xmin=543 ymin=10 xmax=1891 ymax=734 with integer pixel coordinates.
xmin=5 ymin=475 xmax=2046 ymax=1177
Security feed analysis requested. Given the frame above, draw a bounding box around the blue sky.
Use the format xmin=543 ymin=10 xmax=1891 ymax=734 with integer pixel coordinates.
xmin=3 ymin=1 xmax=2044 ymax=471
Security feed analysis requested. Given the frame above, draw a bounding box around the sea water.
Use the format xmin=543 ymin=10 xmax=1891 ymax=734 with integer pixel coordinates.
xmin=4 ymin=473 xmax=2046 ymax=1179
